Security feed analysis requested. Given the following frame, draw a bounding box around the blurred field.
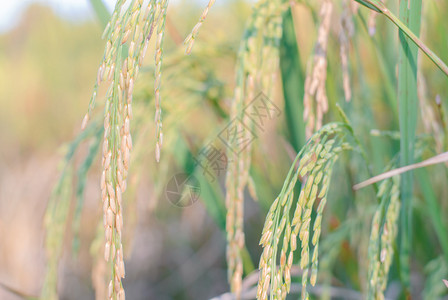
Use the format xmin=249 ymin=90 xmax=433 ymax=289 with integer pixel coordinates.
xmin=0 ymin=2 xmax=250 ymax=299
xmin=0 ymin=4 xmax=102 ymax=299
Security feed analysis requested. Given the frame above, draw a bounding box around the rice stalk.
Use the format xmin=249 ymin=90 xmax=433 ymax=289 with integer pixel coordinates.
xmin=303 ymin=0 xmax=333 ymax=138
xmin=354 ymin=0 xmax=448 ymax=76
xmin=256 ymin=123 xmax=354 ymax=300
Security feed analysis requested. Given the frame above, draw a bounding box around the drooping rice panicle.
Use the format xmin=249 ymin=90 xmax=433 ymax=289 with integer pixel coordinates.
xmin=80 ymin=0 xmax=174 ymax=298
xmin=184 ymin=0 xmax=217 ymax=54
xmin=256 ymin=123 xmax=355 ymax=300
xmin=154 ymin=0 xmax=169 ymax=162
xmin=340 ymin=0 xmax=354 ymax=102
xmin=303 ymin=0 xmax=333 ymax=138
xmin=367 ymin=176 xmax=400 ymax=300
xmin=82 ymin=0 xmax=126 ymax=129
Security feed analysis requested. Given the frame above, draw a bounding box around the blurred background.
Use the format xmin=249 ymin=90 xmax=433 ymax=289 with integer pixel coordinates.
xmin=0 ymin=1 xmax=256 ymax=299
xmin=1 ymin=0 xmax=448 ymax=299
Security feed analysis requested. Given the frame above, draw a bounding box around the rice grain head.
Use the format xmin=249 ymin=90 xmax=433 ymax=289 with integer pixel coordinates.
xmin=367 ymin=176 xmax=400 ymax=300
xmin=184 ymin=0 xmax=216 ymax=54
xmin=82 ymin=0 xmax=174 ymax=298
xmin=256 ymin=123 xmax=354 ymax=300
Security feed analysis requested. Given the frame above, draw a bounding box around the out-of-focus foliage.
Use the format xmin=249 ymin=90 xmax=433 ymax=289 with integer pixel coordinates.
xmin=0 ymin=5 xmax=104 ymax=154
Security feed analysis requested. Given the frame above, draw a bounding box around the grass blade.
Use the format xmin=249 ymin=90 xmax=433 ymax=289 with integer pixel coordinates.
xmin=280 ymin=7 xmax=305 ymax=151
xmin=397 ymin=0 xmax=422 ymax=292
xmin=355 ymin=0 xmax=448 ymax=77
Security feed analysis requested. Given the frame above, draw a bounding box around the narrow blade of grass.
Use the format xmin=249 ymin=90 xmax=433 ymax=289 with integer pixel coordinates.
xmin=397 ymin=0 xmax=422 ymax=292
xmin=353 ymin=151 xmax=448 ymax=190
xmin=280 ymin=7 xmax=305 ymax=151
xmin=355 ymin=0 xmax=448 ymax=77
xmin=72 ymin=125 xmax=103 ymax=255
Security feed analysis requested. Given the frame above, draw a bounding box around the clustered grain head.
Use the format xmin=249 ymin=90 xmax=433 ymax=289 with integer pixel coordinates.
xmin=154 ymin=0 xmax=169 ymax=162
xmin=367 ymin=176 xmax=400 ymax=300
xmin=256 ymin=123 xmax=353 ymax=300
xmin=83 ymin=0 xmax=171 ymax=298
xmin=184 ymin=0 xmax=216 ymax=54
xmin=303 ymin=0 xmax=333 ymax=139
xmin=83 ymin=0 xmax=169 ymax=164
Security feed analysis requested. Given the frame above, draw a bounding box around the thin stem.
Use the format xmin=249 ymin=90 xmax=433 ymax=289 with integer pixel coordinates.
xmin=354 ymin=0 xmax=448 ymax=77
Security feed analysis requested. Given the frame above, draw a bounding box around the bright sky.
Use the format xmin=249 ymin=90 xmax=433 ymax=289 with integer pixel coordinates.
xmin=0 ymin=0 xmax=115 ymax=33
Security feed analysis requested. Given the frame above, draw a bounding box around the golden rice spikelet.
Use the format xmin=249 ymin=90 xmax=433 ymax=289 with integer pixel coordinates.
xmin=256 ymin=123 xmax=354 ymax=300
xmin=184 ymin=0 xmax=216 ymax=54
xmin=82 ymin=0 xmax=175 ymax=298
xmin=154 ymin=0 xmax=169 ymax=162
xmin=367 ymin=176 xmax=400 ymax=299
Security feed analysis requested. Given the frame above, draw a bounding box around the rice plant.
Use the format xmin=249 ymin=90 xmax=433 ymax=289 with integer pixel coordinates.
xmin=40 ymin=0 xmax=448 ymax=299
